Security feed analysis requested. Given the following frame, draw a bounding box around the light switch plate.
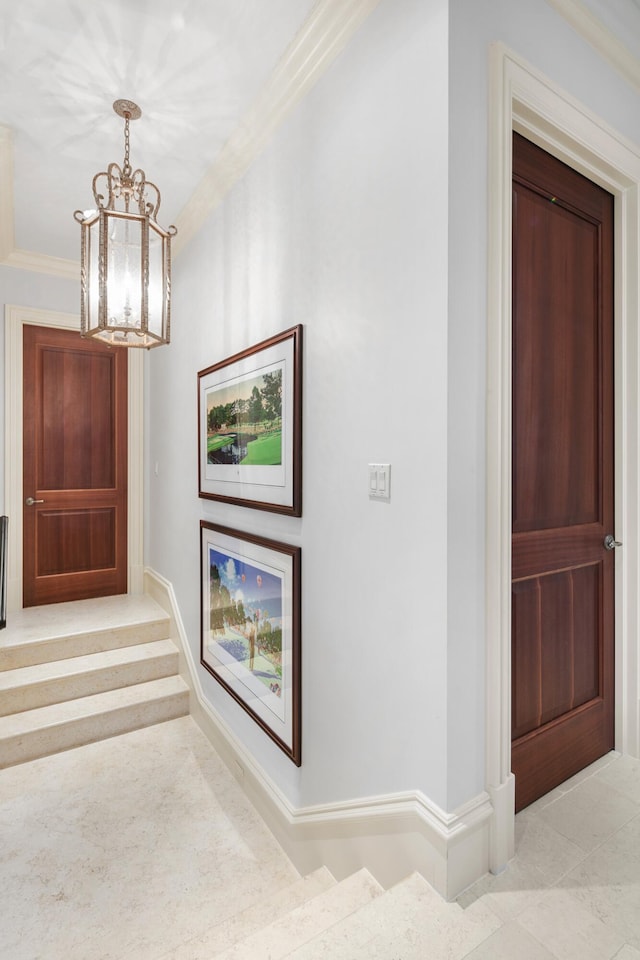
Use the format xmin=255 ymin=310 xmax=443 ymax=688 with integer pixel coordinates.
xmin=368 ymin=463 xmax=391 ymax=501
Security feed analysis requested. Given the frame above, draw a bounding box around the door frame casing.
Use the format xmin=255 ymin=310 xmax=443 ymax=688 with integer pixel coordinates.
xmin=486 ymin=45 xmax=640 ymax=871
xmin=4 ymin=304 xmax=144 ymax=610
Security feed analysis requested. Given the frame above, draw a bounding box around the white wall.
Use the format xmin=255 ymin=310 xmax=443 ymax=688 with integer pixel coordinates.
xmin=446 ymin=0 xmax=640 ymax=809
xmin=0 ymin=266 xmax=78 ymax=512
xmin=147 ymin=0 xmax=452 ymax=811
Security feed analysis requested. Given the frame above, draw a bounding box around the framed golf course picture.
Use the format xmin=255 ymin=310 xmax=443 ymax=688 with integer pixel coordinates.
xmin=198 ymin=325 xmax=302 ymax=515
xmin=200 ymin=520 xmax=301 ymax=765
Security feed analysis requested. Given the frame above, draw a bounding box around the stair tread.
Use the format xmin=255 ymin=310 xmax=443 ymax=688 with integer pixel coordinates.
xmin=212 ymin=868 xmax=383 ymax=960
xmin=0 ymin=674 xmax=189 ymax=737
xmin=0 ymin=638 xmax=178 ymax=692
xmin=157 ymin=867 xmax=337 ymax=960
xmin=0 ymin=594 xmax=169 ymax=651
xmin=283 ymin=872 xmax=502 ymax=959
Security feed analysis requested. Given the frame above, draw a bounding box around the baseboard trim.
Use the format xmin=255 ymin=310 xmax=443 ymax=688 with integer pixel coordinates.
xmin=144 ymin=567 xmax=492 ymax=899
xmin=487 ymin=774 xmax=515 ymax=874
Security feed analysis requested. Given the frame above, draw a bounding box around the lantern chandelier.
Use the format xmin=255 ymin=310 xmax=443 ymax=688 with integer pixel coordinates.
xmin=74 ymin=99 xmax=177 ymax=348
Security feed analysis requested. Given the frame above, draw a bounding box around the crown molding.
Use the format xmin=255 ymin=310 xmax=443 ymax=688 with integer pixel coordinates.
xmin=546 ymin=0 xmax=640 ymax=92
xmin=173 ymin=0 xmax=383 ymax=256
xmin=3 ymin=247 xmax=78 ymax=281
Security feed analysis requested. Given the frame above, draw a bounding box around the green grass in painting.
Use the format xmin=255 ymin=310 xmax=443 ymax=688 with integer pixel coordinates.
xmin=242 ymin=432 xmax=282 ymax=465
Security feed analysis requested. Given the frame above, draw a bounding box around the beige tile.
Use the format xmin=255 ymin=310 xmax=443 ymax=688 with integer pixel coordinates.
xmin=0 ymin=675 xmax=189 ymax=767
xmin=0 ymin=595 xmax=170 ymax=669
xmin=213 ymin=868 xmax=382 ymax=960
xmin=0 ymin=639 xmax=179 ymax=716
xmin=518 ymin=887 xmax=625 ymax=960
xmin=614 ymin=946 xmax=640 ymax=959
xmin=564 ymin=813 xmax=640 ymax=886
xmin=555 ymin=814 xmax=640 ymax=948
xmin=458 ymin=855 xmax=549 ymax=922
xmin=463 ymin=921 xmax=556 ymax=960
xmin=0 ymin=594 xmax=168 ymax=645
xmin=0 ymin=717 xmax=299 ymax=960
xmin=158 ymin=867 xmax=337 ymax=960
xmin=536 ymin=777 xmax=639 ymax=852
xmin=555 ymin=880 xmax=640 ymax=955
xmin=513 ymin=812 xmax=586 ymax=884
xmin=595 ymin=755 xmax=640 ymax=805
xmin=286 ymin=873 xmax=502 ymax=960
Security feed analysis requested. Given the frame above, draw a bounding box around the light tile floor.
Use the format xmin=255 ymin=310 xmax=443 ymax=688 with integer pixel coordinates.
xmin=0 ymin=717 xmax=299 ymax=960
xmin=1 ymin=716 xmax=639 ymax=960
xmin=459 ymin=751 xmax=640 ymax=959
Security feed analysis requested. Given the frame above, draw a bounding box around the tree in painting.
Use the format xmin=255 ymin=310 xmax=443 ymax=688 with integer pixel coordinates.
xmin=206 ymin=368 xmax=283 ymax=466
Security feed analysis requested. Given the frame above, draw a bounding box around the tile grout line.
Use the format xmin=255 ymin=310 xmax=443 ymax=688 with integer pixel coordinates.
xmin=540 ymin=807 xmax=640 ymax=895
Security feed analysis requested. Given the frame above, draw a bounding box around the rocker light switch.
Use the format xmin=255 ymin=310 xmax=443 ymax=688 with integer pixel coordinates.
xmin=368 ymin=464 xmax=391 ymax=501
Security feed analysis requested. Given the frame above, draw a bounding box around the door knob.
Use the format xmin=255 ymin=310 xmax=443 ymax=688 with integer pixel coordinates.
xmin=25 ymin=497 xmax=45 ymax=506
xmin=604 ymin=534 xmax=622 ymax=551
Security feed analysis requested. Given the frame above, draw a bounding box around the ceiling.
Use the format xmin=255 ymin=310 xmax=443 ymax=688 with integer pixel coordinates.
xmin=0 ymin=0 xmax=367 ymax=272
xmin=1 ymin=0 xmax=639 ymax=278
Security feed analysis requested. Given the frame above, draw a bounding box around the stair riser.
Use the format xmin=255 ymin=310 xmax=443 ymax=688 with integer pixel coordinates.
xmin=0 ymin=690 xmax=189 ymax=768
xmin=0 ymin=652 xmax=179 ymax=717
xmin=0 ymin=620 xmax=170 ymax=672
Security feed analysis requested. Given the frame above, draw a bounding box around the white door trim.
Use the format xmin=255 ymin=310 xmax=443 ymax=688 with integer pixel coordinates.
xmin=3 ymin=304 xmax=144 ymax=609
xmin=486 ymin=44 xmax=640 ymax=873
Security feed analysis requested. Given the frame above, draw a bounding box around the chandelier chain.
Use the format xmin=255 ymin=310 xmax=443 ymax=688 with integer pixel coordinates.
xmin=123 ymin=114 xmax=131 ymax=175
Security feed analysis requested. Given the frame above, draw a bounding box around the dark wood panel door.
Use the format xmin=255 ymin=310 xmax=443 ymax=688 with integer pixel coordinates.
xmin=23 ymin=325 xmax=128 ymax=606
xmin=511 ymin=133 xmax=615 ymax=811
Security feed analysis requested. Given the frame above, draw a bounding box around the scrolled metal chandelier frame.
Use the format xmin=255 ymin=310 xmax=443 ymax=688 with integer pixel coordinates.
xmin=74 ymin=99 xmax=177 ymax=349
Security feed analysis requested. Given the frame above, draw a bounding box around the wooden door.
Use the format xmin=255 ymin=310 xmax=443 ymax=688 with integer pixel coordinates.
xmin=511 ymin=133 xmax=615 ymax=811
xmin=23 ymin=325 xmax=128 ymax=607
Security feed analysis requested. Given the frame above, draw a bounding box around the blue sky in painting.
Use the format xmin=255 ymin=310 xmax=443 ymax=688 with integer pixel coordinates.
xmin=209 ymin=547 xmax=283 ymax=622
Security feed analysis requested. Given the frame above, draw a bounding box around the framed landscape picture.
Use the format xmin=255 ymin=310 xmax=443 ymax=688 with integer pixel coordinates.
xmin=200 ymin=520 xmax=301 ymax=765
xmin=198 ymin=325 xmax=302 ymax=515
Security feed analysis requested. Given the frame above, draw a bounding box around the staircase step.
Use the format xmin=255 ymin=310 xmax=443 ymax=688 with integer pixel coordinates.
xmin=211 ymin=868 xmax=383 ymax=960
xmin=0 ymin=595 xmax=170 ymax=671
xmin=157 ymin=867 xmax=337 ymax=960
xmin=0 ymin=639 xmax=179 ymax=716
xmin=0 ymin=674 xmax=189 ymax=768
xmin=283 ymin=872 xmax=502 ymax=959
